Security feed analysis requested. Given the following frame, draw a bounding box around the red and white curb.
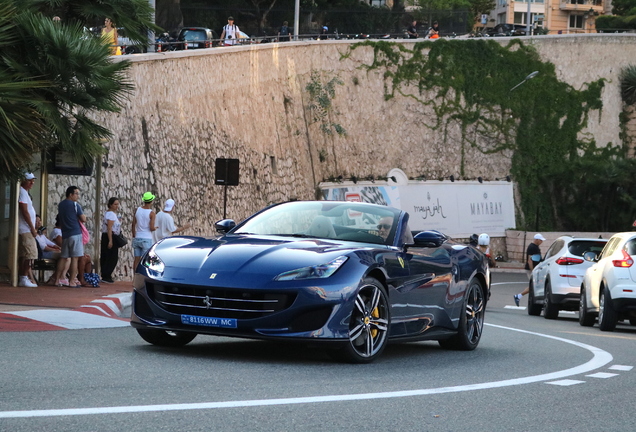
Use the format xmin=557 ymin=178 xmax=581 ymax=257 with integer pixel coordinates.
xmin=0 ymin=293 xmax=132 ymax=331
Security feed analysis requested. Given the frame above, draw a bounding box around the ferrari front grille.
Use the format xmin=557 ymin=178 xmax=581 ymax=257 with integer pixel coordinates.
xmin=146 ymin=283 xmax=296 ymax=319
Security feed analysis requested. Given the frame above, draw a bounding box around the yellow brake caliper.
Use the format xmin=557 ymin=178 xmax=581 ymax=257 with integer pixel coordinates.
xmin=370 ymin=307 xmax=379 ymax=337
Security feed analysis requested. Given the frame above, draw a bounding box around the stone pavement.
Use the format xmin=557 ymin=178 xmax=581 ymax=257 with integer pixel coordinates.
xmin=0 ymin=280 xmax=133 ymax=332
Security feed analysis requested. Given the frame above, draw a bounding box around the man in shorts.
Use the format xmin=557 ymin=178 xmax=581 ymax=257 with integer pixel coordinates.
xmin=54 ymin=186 xmax=86 ymax=288
xmin=18 ymin=173 xmax=38 ymax=287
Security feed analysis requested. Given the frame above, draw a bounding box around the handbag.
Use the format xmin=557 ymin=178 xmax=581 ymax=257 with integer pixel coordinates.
xmin=80 ymin=221 xmax=90 ymax=245
xmin=112 ymin=232 xmax=128 ymax=248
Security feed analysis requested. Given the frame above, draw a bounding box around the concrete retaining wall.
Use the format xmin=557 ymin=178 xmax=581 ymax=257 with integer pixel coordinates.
xmin=43 ymin=34 xmax=636 ymax=280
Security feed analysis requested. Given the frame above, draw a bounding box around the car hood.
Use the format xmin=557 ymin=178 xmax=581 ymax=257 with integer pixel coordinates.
xmin=152 ymin=234 xmax=371 ymax=282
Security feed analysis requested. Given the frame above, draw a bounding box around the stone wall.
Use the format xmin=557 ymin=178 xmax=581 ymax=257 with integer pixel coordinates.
xmin=56 ymin=34 xmax=636 ymax=280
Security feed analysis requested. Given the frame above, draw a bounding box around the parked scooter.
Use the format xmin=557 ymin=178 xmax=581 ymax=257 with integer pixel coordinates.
xmin=156 ymin=32 xmax=177 ymax=52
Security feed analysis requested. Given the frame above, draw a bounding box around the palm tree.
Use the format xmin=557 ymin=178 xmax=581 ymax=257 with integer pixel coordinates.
xmin=0 ymin=0 xmax=156 ymax=181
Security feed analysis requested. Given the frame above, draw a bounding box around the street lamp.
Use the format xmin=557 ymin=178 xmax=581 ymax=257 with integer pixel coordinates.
xmin=510 ymin=71 xmax=539 ymax=92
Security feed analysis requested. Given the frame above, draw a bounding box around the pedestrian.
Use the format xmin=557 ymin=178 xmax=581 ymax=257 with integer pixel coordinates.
xmin=514 ymin=233 xmax=546 ymax=306
xmin=17 ymin=173 xmax=38 ymax=287
xmin=101 ymin=17 xmax=119 ymax=55
xmin=477 ymin=233 xmax=496 ymax=267
xmin=220 ymin=16 xmax=240 ymax=46
xmin=34 ymin=218 xmax=61 ymax=260
xmin=50 ymin=215 xmax=70 ymax=286
xmin=132 ymin=192 xmax=157 ymax=271
xmin=53 ymin=186 xmax=86 ymax=288
xmin=428 ymin=21 xmax=440 ymax=39
xmin=278 ymin=21 xmax=291 ymax=42
xmin=320 ymin=25 xmax=328 ymax=40
xmin=100 ymin=197 xmax=122 ymax=283
xmin=407 ymin=20 xmax=419 ymax=39
xmin=153 ymin=199 xmax=191 ymax=243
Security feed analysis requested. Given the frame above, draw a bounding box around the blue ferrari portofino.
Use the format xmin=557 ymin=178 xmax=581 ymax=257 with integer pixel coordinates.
xmin=131 ymin=200 xmax=489 ymax=362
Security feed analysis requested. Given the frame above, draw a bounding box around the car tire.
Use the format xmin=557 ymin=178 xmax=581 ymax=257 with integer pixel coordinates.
xmin=598 ymin=287 xmax=618 ymax=331
xmin=337 ymin=277 xmax=390 ymax=363
xmin=527 ymin=278 xmax=542 ymax=316
xmin=439 ymin=278 xmax=485 ymax=351
xmin=578 ymin=284 xmax=595 ymax=327
xmin=136 ymin=328 xmax=197 ymax=347
xmin=543 ymin=280 xmax=559 ymax=320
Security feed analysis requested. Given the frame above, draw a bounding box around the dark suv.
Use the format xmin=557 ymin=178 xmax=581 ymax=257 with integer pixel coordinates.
xmin=176 ymin=27 xmax=218 ymax=50
xmin=486 ymin=24 xmax=528 ymax=37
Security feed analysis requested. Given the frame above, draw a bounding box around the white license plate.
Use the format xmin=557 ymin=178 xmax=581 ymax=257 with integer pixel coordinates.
xmin=181 ymin=314 xmax=237 ymax=328
xmin=187 ymin=43 xmax=196 ymax=47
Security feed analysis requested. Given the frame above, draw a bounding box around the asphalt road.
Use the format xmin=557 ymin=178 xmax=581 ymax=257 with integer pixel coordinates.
xmin=1 ymin=272 xmax=634 ymax=431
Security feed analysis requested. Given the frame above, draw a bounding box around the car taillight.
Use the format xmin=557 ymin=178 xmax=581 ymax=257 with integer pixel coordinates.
xmin=612 ymin=250 xmax=634 ymax=268
xmin=555 ymin=256 xmax=584 ymax=265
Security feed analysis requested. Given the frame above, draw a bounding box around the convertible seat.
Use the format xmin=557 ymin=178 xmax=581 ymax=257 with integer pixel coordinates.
xmin=307 ymin=216 xmax=336 ymax=238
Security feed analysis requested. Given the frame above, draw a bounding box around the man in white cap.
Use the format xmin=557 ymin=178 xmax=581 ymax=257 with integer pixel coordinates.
xmin=153 ymin=199 xmax=191 ymax=243
xmin=18 ymin=173 xmax=38 ymax=287
xmin=514 ymin=233 xmax=546 ymax=306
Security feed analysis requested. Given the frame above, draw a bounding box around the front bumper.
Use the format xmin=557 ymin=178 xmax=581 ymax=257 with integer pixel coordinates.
xmin=130 ymin=274 xmax=358 ymax=340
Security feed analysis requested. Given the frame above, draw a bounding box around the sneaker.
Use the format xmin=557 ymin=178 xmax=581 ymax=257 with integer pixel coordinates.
xmin=513 ymin=294 xmax=521 ymax=307
xmin=101 ymin=277 xmax=114 ymax=284
xmin=18 ymin=276 xmax=37 ymax=288
xmin=58 ymin=278 xmax=69 ymax=287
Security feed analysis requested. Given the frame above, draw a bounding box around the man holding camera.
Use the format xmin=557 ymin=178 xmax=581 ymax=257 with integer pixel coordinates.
xmin=220 ymin=16 xmax=240 ymax=46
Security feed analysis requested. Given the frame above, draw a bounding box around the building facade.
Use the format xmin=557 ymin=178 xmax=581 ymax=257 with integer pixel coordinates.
xmin=488 ymin=0 xmax=608 ymax=34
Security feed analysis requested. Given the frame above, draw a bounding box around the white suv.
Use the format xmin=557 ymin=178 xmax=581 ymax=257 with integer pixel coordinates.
xmin=529 ymin=236 xmax=607 ymax=318
xmin=579 ymin=232 xmax=636 ymax=330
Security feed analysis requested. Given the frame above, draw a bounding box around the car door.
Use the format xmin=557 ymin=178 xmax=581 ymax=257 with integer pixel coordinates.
xmin=533 ymin=239 xmax=564 ymax=298
xmin=588 ymin=237 xmax=620 ymax=303
xmin=398 ymin=243 xmax=453 ymax=334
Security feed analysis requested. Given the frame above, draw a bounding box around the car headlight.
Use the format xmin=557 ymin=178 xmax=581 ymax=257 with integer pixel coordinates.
xmin=274 ymin=256 xmax=348 ymax=281
xmin=141 ymin=245 xmax=165 ymax=274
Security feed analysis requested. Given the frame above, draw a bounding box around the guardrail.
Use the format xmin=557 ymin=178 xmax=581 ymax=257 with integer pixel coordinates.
xmin=113 ymin=29 xmax=636 ymax=54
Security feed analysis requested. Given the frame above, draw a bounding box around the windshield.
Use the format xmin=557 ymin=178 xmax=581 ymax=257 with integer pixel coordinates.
xmin=234 ymin=201 xmax=401 ymax=245
xmin=180 ymin=30 xmax=206 ymax=41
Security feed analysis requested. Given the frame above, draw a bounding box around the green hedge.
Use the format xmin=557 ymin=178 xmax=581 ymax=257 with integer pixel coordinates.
xmin=596 ymin=15 xmax=636 ymax=32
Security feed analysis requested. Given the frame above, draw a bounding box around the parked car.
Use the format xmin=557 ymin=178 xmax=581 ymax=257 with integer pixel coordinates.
xmin=131 ymin=200 xmax=489 ymax=363
xmin=529 ymin=236 xmax=608 ymax=318
xmin=579 ymin=232 xmax=636 ymax=330
xmin=485 ymin=23 xmax=528 ymax=37
xmin=176 ymin=27 xmax=218 ymax=50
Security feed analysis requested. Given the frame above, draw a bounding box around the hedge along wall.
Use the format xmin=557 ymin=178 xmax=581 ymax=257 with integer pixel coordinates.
xmin=58 ymin=34 xmax=636 ymax=279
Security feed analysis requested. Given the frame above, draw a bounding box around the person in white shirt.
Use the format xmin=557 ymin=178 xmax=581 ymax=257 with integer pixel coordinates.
xmin=132 ymin=192 xmax=157 ymax=271
xmin=220 ymin=16 xmax=240 ymax=46
xmin=18 ymin=173 xmax=38 ymax=287
xmin=153 ymin=199 xmax=191 ymax=243
xmin=36 ymin=225 xmax=61 ymax=260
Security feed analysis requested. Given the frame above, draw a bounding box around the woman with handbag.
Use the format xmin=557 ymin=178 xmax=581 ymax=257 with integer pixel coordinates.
xmin=100 ymin=197 xmax=123 ymax=283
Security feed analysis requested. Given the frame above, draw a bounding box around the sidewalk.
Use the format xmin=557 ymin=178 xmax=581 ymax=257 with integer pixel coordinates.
xmin=490 ymin=261 xmax=526 ymax=273
xmin=0 ymin=281 xmax=132 ymax=312
xmin=0 ymin=280 xmax=133 ymax=332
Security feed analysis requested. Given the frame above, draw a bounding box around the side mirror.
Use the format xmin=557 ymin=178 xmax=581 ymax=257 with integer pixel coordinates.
xmin=405 ymin=230 xmax=447 ymax=249
xmin=214 ymin=219 xmax=236 ymax=234
xmin=583 ymin=251 xmax=598 ymax=262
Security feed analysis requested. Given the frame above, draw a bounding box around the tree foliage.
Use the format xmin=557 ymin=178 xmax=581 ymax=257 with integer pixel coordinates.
xmin=346 ymin=40 xmax=636 ymax=231
xmin=612 ymin=0 xmax=636 ymax=16
xmin=0 ymin=0 xmax=155 ymax=180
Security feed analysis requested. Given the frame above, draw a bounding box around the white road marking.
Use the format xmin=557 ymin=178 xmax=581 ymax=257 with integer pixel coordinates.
xmin=608 ymin=365 xmax=633 ymax=371
xmin=0 ymin=323 xmax=613 ymax=419
xmin=504 ymin=305 xmax=526 ymax=310
xmin=4 ymin=310 xmax=130 ymax=329
xmin=585 ymin=372 xmax=618 ymax=379
xmin=546 ymin=380 xmax=585 ymax=386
